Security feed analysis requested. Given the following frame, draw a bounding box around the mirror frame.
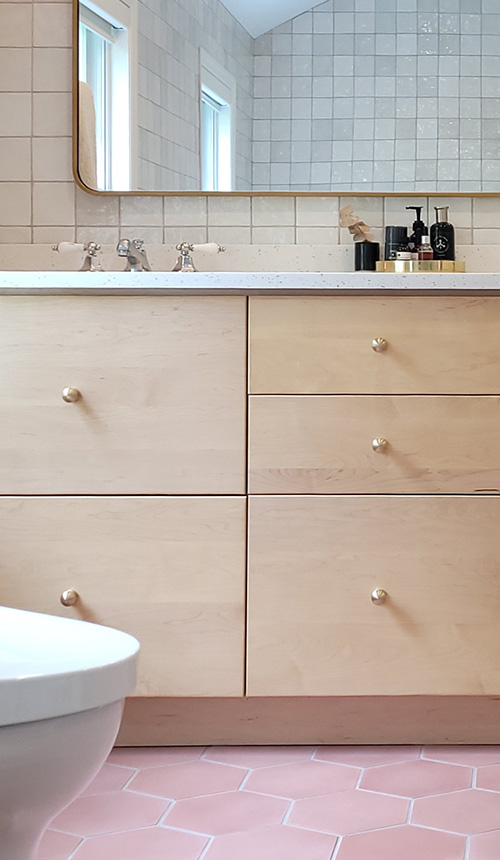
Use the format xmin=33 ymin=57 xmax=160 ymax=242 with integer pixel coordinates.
xmin=72 ymin=0 xmax=499 ymax=198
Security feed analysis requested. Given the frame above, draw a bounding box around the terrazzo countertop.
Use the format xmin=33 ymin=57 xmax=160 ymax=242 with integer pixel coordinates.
xmin=0 ymin=271 xmax=499 ymax=294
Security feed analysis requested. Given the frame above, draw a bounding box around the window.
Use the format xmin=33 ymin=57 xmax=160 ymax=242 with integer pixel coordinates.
xmin=79 ymin=0 xmax=136 ymax=190
xmin=200 ymin=51 xmax=236 ymax=192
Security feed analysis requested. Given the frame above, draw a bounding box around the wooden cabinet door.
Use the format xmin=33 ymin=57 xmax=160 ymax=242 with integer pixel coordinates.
xmin=0 ymin=296 xmax=246 ymax=493
xmin=0 ymin=496 xmax=246 ymax=697
xmin=250 ymin=296 xmax=500 ymax=394
xmin=248 ymin=496 xmax=500 ymax=696
xmin=249 ymin=395 xmax=500 ymax=494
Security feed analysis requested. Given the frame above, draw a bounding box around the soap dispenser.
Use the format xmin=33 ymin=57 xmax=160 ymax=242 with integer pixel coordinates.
xmin=406 ymin=206 xmax=427 ymax=251
xmin=431 ymin=206 xmax=455 ymax=261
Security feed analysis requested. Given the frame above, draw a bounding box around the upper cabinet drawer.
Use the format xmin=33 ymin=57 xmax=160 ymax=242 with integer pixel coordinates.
xmin=249 ymin=395 xmax=500 ymax=494
xmin=0 ymin=297 xmax=246 ymax=494
xmin=250 ymin=296 xmax=500 ymax=394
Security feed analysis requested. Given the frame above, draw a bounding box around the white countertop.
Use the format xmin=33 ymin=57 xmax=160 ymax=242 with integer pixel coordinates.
xmin=0 ymin=271 xmax=499 ymax=294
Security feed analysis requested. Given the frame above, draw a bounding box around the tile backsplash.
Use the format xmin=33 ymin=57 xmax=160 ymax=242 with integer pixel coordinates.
xmin=1 ymin=0 xmax=500 ymax=248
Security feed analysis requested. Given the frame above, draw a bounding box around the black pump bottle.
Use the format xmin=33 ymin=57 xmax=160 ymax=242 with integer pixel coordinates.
xmin=406 ymin=206 xmax=426 ymax=249
xmin=430 ymin=206 xmax=455 ymax=261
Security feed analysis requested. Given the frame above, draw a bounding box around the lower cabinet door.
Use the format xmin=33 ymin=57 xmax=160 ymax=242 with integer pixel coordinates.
xmin=0 ymin=497 xmax=246 ymax=697
xmin=248 ymin=496 xmax=500 ymax=697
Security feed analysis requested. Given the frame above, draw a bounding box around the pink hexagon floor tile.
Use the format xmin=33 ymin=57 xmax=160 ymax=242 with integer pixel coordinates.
xmin=469 ymin=829 xmax=500 ymax=859
xmin=289 ymin=789 xmax=408 ymax=835
xmin=245 ymin=759 xmax=359 ymax=799
xmin=422 ymin=746 xmax=500 ymax=766
xmin=203 ymin=824 xmax=337 ymax=860
xmin=477 ymin=764 xmax=500 ymax=792
xmin=107 ymin=746 xmax=204 ymax=768
xmin=412 ymin=788 xmax=500 ymax=834
xmin=360 ymin=758 xmax=472 ymax=797
xmin=203 ymin=745 xmax=315 ymax=768
xmin=70 ymin=826 xmax=207 ymax=860
xmin=128 ymin=760 xmax=247 ymax=799
xmin=163 ymin=789 xmax=289 ymax=835
xmin=36 ymin=830 xmax=82 ymax=860
xmin=313 ymin=745 xmax=421 ymax=768
xmin=336 ymin=824 xmax=466 ymax=860
xmin=80 ymin=763 xmax=136 ymax=797
xmin=49 ymin=790 xmax=170 ymax=836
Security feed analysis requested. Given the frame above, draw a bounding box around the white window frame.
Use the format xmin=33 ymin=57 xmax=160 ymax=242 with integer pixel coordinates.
xmin=79 ymin=0 xmax=137 ymax=190
xmin=200 ymin=49 xmax=236 ymax=192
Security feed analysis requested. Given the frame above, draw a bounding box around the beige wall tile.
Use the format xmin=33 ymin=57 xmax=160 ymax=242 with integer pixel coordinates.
xmin=120 ymin=196 xmax=163 ymax=226
xmin=164 ymin=225 xmax=208 ymax=244
xmin=0 ymin=4 xmax=32 ymax=46
xmin=33 ymin=226 xmax=75 ymax=242
xmin=252 ymin=226 xmax=295 ymax=243
xmin=76 ymin=188 xmax=119 ymax=225
xmin=296 ymin=226 xmax=339 ymax=244
xmin=296 ymin=197 xmax=339 ymax=226
xmin=115 ymin=225 xmax=163 ymax=243
xmin=33 ymin=137 xmax=72 ymax=181
xmin=0 ymin=138 xmax=31 ymax=181
xmin=0 ymin=48 xmax=31 ymax=90
xmin=472 ymin=228 xmax=500 ymax=245
xmin=33 ymin=92 xmax=72 ymax=136
xmin=76 ymin=227 xmax=120 ymax=244
xmin=472 ymin=197 xmax=500 ymax=229
xmin=0 ymin=182 xmax=31 ymax=225
xmin=208 ymin=197 xmax=251 ymax=226
xmin=0 ymin=94 xmax=31 ymax=136
xmin=208 ymin=225 xmax=251 ymax=243
xmin=33 ymin=181 xmax=75 ymax=225
xmin=252 ymin=197 xmax=295 ymax=226
xmin=0 ymin=227 xmax=31 ymax=242
xmin=33 ymin=48 xmax=72 ymax=91
xmin=164 ymin=196 xmax=207 ymax=226
xmin=340 ymin=196 xmax=384 ymax=225
xmin=33 ymin=2 xmax=71 ymax=47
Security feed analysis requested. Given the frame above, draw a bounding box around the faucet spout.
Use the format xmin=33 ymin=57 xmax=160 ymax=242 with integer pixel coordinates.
xmin=117 ymin=238 xmax=151 ymax=272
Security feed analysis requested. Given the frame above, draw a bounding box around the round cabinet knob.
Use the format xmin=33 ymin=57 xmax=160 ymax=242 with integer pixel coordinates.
xmin=371 ymin=588 xmax=388 ymax=605
xmin=60 ymin=588 xmax=79 ymax=606
xmin=372 ymin=437 xmax=389 ymax=453
xmin=371 ymin=337 xmax=388 ymax=352
xmin=62 ymin=387 xmax=81 ymax=403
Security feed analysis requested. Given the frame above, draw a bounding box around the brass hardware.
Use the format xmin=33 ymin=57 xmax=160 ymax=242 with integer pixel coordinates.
xmin=371 ymin=588 xmax=388 ymax=605
xmin=372 ymin=437 xmax=389 ymax=452
xmin=62 ymin=387 xmax=81 ymax=402
xmin=371 ymin=337 xmax=388 ymax=352
xmin=60 ymin=588 xmax=79 ymax=606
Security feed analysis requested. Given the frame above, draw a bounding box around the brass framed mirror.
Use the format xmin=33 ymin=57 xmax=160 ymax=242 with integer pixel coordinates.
xmin=73 ymin=0 xmax=500 ymax=196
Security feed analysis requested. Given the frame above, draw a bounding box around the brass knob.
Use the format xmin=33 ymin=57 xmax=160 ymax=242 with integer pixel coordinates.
xmin=60 ymin=589 xmax=79 ymax=606
xmin=372 ymin=437 xmax=389 ymax=452
xmin=371 ymin=337 xmax=388 ymax=352
xmin=371 ymin=588 xmax=388 ymax=605
xmin=62 ymin=387 xmax=81 ymax=403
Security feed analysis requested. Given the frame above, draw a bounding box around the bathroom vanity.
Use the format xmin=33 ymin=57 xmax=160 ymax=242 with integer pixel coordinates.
xmin=2 ymin=272 xmax=500 ymax=744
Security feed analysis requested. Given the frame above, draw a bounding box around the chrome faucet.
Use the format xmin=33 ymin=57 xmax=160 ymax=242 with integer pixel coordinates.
xmin=172 ymin=242 xmax=225 ymax=272
xmin=117 ymin=238 xmax=151 ymax=272
xmin=52 ymin=241 xmax=104 ymax=271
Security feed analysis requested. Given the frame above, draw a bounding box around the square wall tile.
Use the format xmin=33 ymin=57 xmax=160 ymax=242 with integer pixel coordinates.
xmin=208 ymin=197 xmax=251 ymax=226
xmin=33 ymin=137 xmax=72 ymax=181
xmin=0 ymin=94 xmax=31 ymax=136
xmin=0 ymin=138 xmax=31 ymax=181
xmin=76 ymin=188 xmax=119 ymax=226
xmin=164 ymin=196 xmax=207 ymax=226
xmin=34 ymin=3 xmax=72 ymax=46
xmin=164 ymin=225 xmax=208 ymax=244
xmin=0 ymin=4 xmax=32 ymax=46
xmin=33 ymin=182 xmax=75 ymax=226
xmin=0 ymin=48 xmax=31 ymax=90
xmin=296 ymin=197 xmax=339 ymax=226
xmin=0 ymin=182 xmax=31 ymax=225
xmin=252 ymin=197 xmax=295 ymax=225
xmin=120 ymin=196 xmax=163 ymax=226
xmin=252 ymin=225 xmax=296 ymax=243
xmin=33 ymin=93 xmax=72 ymax=136
xmin=0 ymin=227 xmax=32 ymax=243
xmin=33 ymin=48 xmax=72 ymax=91
xmin=208 ymin=225 xmax=252 ymax=243
xmin=33 ymin=226 xmax=75 ymax=243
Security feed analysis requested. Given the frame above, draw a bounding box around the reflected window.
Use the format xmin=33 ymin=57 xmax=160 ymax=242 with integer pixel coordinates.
xmin=79 ymin=0 xmax=134 ymax=190
xmin=200 ymin=50 xmax=235 ymax=192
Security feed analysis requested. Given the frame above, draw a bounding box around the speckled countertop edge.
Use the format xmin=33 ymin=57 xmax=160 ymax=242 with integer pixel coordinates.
xmin=0 ymin=271 xmax=499 ymax=294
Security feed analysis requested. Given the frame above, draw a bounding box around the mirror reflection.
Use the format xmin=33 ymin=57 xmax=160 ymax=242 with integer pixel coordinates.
xmin=77 ymin=0 xmax=500 ymax=194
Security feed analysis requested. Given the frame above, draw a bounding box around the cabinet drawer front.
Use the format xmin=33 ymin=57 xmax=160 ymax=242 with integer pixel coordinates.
xmin=248 ymin=496 xmax=500 ymax=696
xmin=0 ymin=297 xmax=246 ymax=493
xmin=0 ymin=496 xmax=246 ymax=697
xmin=249 ymin=395 xmax=500 ymax=494
xmin=250 ymin=296 xmax=500 ymax=394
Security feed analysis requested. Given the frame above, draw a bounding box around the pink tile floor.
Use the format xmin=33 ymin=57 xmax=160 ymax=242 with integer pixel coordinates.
xmin=37 ymin=745 xmax=500 ymax=860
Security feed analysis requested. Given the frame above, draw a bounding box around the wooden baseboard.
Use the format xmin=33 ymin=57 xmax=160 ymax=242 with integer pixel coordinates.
xmin=116 ymin=696 xmax=500 ymax=746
